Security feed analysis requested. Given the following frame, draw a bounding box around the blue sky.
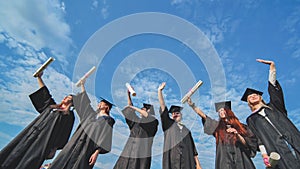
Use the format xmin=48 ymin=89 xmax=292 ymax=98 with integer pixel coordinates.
xmin=1 ymin=0 xmax=300 ymax=168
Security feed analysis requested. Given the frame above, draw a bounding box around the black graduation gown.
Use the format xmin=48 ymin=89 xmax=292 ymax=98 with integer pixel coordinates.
xmin=113 ymin=107 xmax=159 ymax=169
xmin=0 ymin=86 xmax=75 ymax=169
xmin=203 ymin=116 xmax=257 ymax=169
xmin=49 ymin=91 xmax=115 ymax=169
xmin=247 ymin=81 xmax=300 ymax=169
xmin=160 ymin=107 xmax=198 ymax=169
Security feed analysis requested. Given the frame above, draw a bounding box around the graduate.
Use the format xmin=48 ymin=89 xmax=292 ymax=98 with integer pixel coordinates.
xmin=113 ymin=86 xmax=159 ymax=169
xmin=158 ymin=82 xmax=202 ymax=169
xmin=242 ymin=59 xmax=300 ymax=169
xmin=187 ymin=98 xmax=257 ymax=169
xmin=49 ymin=80 xmax=115 ymax=169
xmin=0 ymin=72 xmax=75 ymax=169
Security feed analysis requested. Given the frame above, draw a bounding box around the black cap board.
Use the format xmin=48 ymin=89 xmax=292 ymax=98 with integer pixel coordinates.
xmin=215 ymin=101 xmax=231 ymax=112
xmin=143 ymin=103 xmax=155 ymax=115
xmin=143 ymin=103 xmax=152 ymax=110
xmin=241 ymin=88 xmax=263 ymax=102
xmin=99 ymin=97 xmax=114 ymax=109
xmin=168 ymin=105 xmax=183 ymax=114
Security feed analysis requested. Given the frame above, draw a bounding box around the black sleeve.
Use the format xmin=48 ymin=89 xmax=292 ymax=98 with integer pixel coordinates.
xmin=268 ymin=81 xmax=287 ymax=115
xmin=159 ymin=107 xmax=174 ymax=132
xmin=246 ymin=116 xmax=262 ymax=151
xmin=202 ymin=116 xmax=219 ymax=135
xmin=122 ymin=107 xmax=138 ymax=129
xmin=140 ymin=116 xmax=159 ymax=137
xmin=73 ymin=91 xmax=95 ymax=120
xmin=190 ymin=132 xmax=198 ymax=156
xmin=55 ymin=111 xmax=75 ymax=149
xmin=97 ymin=117 xmax=115 ymax=154
xmin=242 ymin=125 xmax=258 ymax=158
xmin=29 ymin=86 xmax=56 ymax=113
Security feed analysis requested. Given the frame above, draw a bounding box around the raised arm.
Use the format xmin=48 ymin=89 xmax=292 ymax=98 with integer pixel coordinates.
xmin=80 ymin=79 xmax=86 ymax=92
xmin=127 ymin=89 xmax=133 ymax=106
xmin=256 ymin=59 xmax=276 ymax=85
xmin=158 ymin=82 xmax=166 ymax=112
xmin=36 ymin=72 xmax=45 ymax=88
xmin=256 ymin=59 xmax=276 ymax=72
xmin=128 ymin=105 xmax=148 ymax=118
xmin=187 ymin=97 xmax=207 ymax=119
xmin=257 ymin=59 xmax=287 ymax=113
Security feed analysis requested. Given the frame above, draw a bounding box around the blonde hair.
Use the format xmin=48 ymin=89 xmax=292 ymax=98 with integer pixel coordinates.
xmin=248 ymin=99 xmax=272 ymax=112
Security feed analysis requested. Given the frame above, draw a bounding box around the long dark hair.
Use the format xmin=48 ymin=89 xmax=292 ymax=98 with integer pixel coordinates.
xmin=215 ymin=108 xmax=247 ymax=144
xmin=50 ymin=94 xmax=74 ymax=112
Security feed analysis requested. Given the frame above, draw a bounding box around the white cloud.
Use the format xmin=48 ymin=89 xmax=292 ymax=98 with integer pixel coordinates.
xmin=0 ymin=0 xmax=72 ymax=62
xmin=283 ymin=6 xmax=300 ymax=59
xmin=60 ymin=2 xmax=66 ymax=12
xmin=0 ymin=33 xmax=5 ymax=43
xmin=92 ymin=0 xmax=99 ymax=9
xmin=171 ymin=0 xmax=186 ymax=5
xmin=101 ymin=7 xmax=109 ymax=20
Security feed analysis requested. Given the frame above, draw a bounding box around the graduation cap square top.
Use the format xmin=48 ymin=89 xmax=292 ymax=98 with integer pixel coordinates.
xmin=99 ymin=97 xmax=114 ymax=109
xmin=168 ymin=105 xmax=183 ymax=113
xmin=241 ymin=88 xmax=263 ymax=102
xmin=143 ymin=103 xmax=152 ymax=110
xmin=143 ymin=103 xmax=155 ymax=115
xmin=215 ymin=101 xmax=231 ymax=112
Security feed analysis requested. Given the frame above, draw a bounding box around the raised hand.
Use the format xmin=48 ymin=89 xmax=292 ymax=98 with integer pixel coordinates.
xmin=256 ymin=59 xmax=275 ymax=71
xmin=158 ymin=82 xmax=166 ymax=91
xmin=187 ymin=97 xmax=194 ymax=107
xmin=36 ymin=71 xmax=43 ymax=78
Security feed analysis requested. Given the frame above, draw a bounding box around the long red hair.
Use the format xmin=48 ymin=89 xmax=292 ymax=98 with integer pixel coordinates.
xmin=215 ymin=108 xmax=247 ymax=144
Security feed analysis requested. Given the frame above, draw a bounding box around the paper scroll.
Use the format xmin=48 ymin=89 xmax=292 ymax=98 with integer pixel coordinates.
xmin=125 ymin=83 xmax=136 ymax=96
xmin=181 ymin=80 xmax=203 ymax=103
xmin=33 ymin=57 xmax=55 ymax=77
xmin=75 ymin=66 xmax=96 ymax=87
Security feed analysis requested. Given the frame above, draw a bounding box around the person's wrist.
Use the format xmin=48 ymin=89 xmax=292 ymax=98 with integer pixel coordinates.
xmin=263 ymin=157 xmax=270 ymax=166
xmin=190 ymin=103 xmax=196 ymax=108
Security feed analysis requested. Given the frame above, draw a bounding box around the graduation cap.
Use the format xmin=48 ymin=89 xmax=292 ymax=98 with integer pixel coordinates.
xmin=241 ymin=88 xmax=263 ymax=102
xmin=168 ymin=105 xmax=183 ymax=113
xmin=215 ymin=101 xmax=231 ymax=112
xmin=99 ymin=97 xmax=114 ymax=109
xmin=143 ymin=103 xmax=152 ymax=110
xmin=143 ymin=103 xmax=155 ymax=115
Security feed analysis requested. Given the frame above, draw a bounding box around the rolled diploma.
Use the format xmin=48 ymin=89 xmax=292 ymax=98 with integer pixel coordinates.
xmin=33 ymin=57 xmax=55 ymax=77
xmin=181 ymin=80 xmax=203 ymax=103
xmin=269 ymin=152 xmax=280 ymax=167
xmin=75 ymin=66 xmax=96 ymax=87
xmin=125 ymin=83 xmax=136 ymax=96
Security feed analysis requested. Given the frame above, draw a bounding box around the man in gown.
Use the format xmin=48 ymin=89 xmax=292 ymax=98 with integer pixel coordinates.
xmin=158 ymin=82 xmax=202 ymax=169
xmin=0 ymin=72 xmax=75 ymax=169
xmin=114 ymin=89 xmax=158 ymax=169
xmin=49 ymin=80 xmax=115 ymax=169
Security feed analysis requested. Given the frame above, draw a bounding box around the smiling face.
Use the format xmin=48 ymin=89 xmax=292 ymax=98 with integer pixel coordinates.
xmin=218 ymin=108 xmax=227 ymax=119
xmin=61 ymin=95 xmax=73 ymax=106
xmin=172 ymin=111 xmax=182 ymax=122
xmin=247 ymin=93 xmax=262 ymax=105
xmin=97 ymin=101 xmax=110 ymax=113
